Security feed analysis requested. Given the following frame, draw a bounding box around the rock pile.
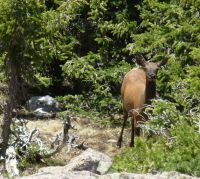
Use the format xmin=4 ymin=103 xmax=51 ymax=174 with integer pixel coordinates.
xmin=12 ymin=148 xmax=198 ymax=179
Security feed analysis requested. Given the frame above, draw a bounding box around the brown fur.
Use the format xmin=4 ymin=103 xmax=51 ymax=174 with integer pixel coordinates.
xmin=117 ymin=55 xmax=168 ymax=148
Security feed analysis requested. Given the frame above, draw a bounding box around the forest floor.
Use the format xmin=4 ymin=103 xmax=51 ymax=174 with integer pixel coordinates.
xmin=23 ymin=116 xmax=131 ymax=175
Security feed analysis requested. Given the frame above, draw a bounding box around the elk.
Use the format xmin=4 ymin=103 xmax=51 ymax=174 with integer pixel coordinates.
xmin=117 ymin=53 xmax=168 ymax=148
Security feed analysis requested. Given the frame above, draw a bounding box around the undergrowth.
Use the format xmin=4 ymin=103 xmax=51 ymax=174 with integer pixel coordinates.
xmin=56 ymin=94 xmax=122 ymax=126
xmin=112 ymin=123 xmax=200 ymax=176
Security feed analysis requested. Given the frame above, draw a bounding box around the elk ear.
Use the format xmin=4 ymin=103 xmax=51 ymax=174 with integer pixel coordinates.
xmin=135 ymin=53 xmax=147 ymax=67
xmin=157 ymin=58 xmax=168 ymax=67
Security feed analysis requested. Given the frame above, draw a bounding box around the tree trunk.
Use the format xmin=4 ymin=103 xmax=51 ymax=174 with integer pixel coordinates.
xmin=0 ymin=101 xmax=13 ymax=162
xmin=0 ymin=56 xmax=19 ymax=167
xmin=0 ymin=28 xmax=25 ymax=168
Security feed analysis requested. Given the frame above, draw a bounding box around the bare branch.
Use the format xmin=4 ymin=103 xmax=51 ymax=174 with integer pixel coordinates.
xmin=28 ymin=128 xmax=38 ymax=143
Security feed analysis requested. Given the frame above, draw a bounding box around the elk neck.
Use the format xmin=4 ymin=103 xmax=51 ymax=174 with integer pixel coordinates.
xmin=145 ymin=79 xmax=156 ymax=104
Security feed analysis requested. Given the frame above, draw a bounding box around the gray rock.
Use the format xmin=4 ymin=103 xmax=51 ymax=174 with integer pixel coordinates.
xmin=32 ymin=108 xmax=55 ymax=118
xmin=28 ymin=95 xmax=60 ymax=112
xmin=39 ymin=148 xmax=112 ymax=175
xmin=27 ymin=95 xmax=60 ymax=118
xmin=5 ymin=146 xmax=19 ymax=177
xmin=103 ymin=171 xmax=199 ymax=179
xmin=14 ymin=149 xmax=200 ymax=179
xmin=16 ymin=171 xmax=199 ymax=179
xmin=18 ymin=171 xmax=98 ymax=179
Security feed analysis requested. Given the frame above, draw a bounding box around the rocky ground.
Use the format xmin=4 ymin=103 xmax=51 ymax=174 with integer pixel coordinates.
xmin=1 ymin=116 xmax=199 ymax=178
xmin=21 ymin=117 xmax=199 ymax=179
xmin=26 ymin=116 xmax=127 ymax=164
xmin=0 ymin=93 xmax=198 ymax=178
xmin=3 ymin=147 xmax=199 ymax=179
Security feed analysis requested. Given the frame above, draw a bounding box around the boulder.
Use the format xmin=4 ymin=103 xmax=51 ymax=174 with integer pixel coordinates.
xmin=32 ymin=108 xmax=55 ymax=118
xmin=14 ymin=149 xmax=199 ymax=179
xmin=18 ymin=171 xmax=98 ymax=179
xmin=5 ymin=146 xmax=19 ymax=177
xmin=17 ymin=171 xmax=199 ymax=179
xmin=104 ymin=171 xmax=199 ymax=179
xmin=28 ymin=95 xmax=60 ymax=112
xmin=27 ymin=95 xmax=60 ymax=118
xmin=39 ymin=148 xmax=112 ymax=175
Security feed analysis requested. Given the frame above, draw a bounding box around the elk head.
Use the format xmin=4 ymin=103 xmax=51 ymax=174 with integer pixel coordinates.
xmin=135 ymin=53 xmax=168 ymax=81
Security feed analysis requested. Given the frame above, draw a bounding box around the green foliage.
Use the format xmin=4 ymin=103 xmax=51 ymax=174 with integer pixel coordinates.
xmin=54 ymin=0 xmax=200 ymax=121
xmin=142 ymin=99 xmax=179 ymax=136
xmin=129 ymin=0 xmax=200 ymax=57
xmin=112 ymin=122 xmax=200 ymax=176
xmin=112 ymin=92 xmax=200 ymax=176
xmin=64 ymin=57 xmax=130 ymax=114
xmin=56 ymin=94 xmax=87 ymax=114
xmin=17 ymin=144 xmax=41 ymax=170
xmin=55 ymin=0 xmax=136 ymax=114
xmin=56 ymin=93 xmax=121 ymax=125
xmin=0 ymin=0 xmax=53 ymax=85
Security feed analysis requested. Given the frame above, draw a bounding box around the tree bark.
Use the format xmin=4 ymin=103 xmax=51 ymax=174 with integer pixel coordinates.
xmin=0 ymin=28 xmax=25 ymax=168
xmin=0 ymin=56 xmax=18 ymax=167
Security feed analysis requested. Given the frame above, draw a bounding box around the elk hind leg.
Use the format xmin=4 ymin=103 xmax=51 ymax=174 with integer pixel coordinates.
xmin=135 ymin=114 xmax=141 ymax=136
xmin=117 ymin=112 xmax=128 ymax=148
xmin=129 ymin=115 xmax=136 ymax=147
xmin=130 ymin=113 xmax=142 ymax=147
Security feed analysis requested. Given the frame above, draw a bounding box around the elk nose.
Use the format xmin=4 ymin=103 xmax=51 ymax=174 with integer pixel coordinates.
xmin=150 ymin=73 xmax=156 ymax=79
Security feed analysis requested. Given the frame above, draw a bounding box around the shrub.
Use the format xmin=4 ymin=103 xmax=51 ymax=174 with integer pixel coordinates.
xmin=112 ymin=97 xmax=200 ymax=176
xmin=112 ymin=122 xmax=200 ymax=176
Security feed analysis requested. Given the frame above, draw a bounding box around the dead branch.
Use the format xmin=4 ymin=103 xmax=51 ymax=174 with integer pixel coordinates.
xmin=43 ymin=116 xmax=87 ymax=158
xmin=50 ymin=134 xmax=61 ymax=149
xmin=28 ymin=128 xmax=38 ymax=143
xmin=3 ymin=115 xmax=88 ymax=175
xmin=43 ymin=116 xmax=72 ymax=157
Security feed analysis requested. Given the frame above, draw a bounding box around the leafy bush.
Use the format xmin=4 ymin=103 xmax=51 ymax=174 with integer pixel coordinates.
xmin=56 ymin=93 xmax=122 ymax=126
xmin=18 ymin=144 xmax=42 ymax=171
xmin=61 ymin=53 xmax=131 ymax=116
xmin=112 ymin=93 xmax=200 ymax=176
xmin=112 ymin=121 xmax=200 ymax=176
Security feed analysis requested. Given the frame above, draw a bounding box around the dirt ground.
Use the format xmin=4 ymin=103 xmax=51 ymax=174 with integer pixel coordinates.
xmin=26 ymin=116 xmax=131 ymax=165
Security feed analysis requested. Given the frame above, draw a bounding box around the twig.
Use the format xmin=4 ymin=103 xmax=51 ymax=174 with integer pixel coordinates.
xmin=28 ymin=128 xmax=38 ymax=143
xmin=43 ymin=116 xmax=72 ymax=158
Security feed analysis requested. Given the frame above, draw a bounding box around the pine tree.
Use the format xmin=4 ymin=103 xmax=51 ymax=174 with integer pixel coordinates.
xmin=0 ymin=0 xmax=50 ymax=166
